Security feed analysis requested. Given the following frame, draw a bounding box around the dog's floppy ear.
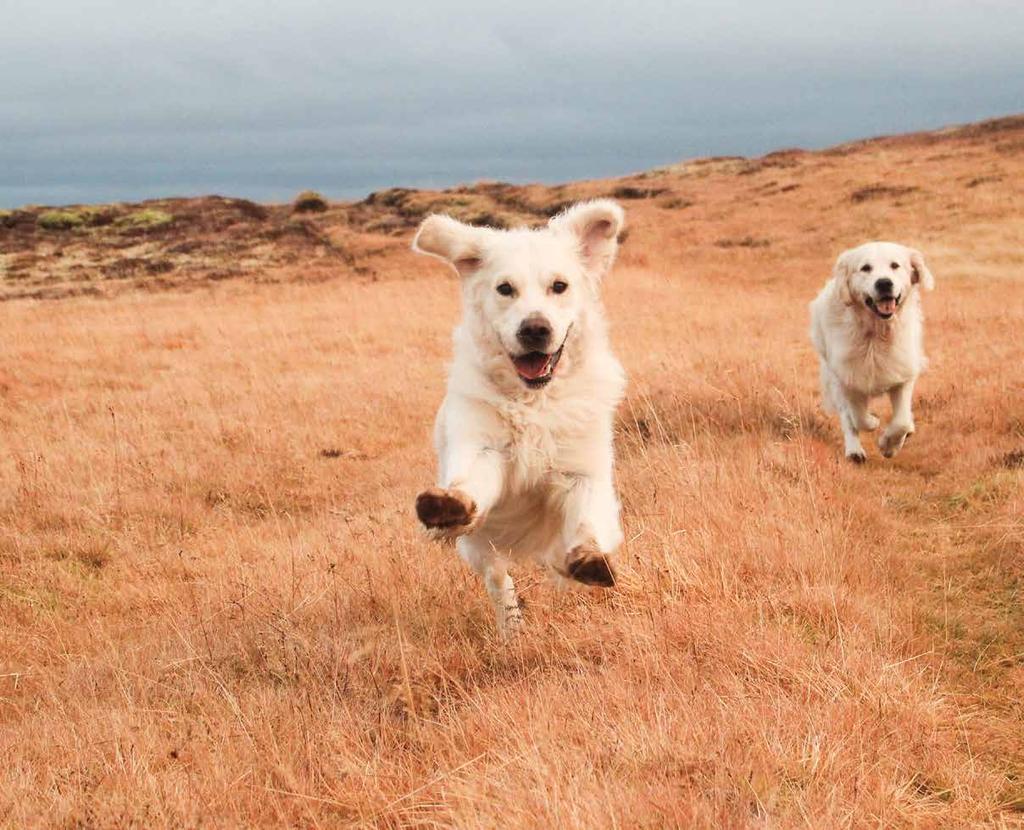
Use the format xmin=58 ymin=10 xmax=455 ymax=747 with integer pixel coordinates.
xmin=908 ymin=248 xmax=935 ymax=291
xmin=548 ymin=199 xmax=625 ymax=279
xmin=412 ymin=214 xmax=486 ymax=278
xmin=833 ymin=248 xmax=857 ymax=306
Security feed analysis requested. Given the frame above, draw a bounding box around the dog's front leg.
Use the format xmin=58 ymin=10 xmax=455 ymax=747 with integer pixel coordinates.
xmin=879 ymin=378 xmax=916 ymax=458
xmin=416 ymin=444 xmax=503 ymax=538
xmin=836 ymin=387 xmax=872 ymax=463
xmin=557 ymin=474 xmax=622 ymax=587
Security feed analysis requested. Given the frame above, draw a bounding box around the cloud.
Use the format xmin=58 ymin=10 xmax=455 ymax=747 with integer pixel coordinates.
xmin=2 ymin=0 xmax=1022 ymax=206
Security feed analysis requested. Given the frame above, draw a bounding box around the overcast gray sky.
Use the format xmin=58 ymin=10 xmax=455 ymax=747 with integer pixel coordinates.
xmin=2 ymin=0 xmax=1022 ymax=208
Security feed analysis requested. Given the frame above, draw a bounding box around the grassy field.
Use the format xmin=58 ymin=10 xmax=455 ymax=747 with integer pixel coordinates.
xmin=2 ymin=117 xmax=1024 ymax=827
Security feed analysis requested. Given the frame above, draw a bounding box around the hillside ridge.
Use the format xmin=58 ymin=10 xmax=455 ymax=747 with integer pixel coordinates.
xmin=1 ymin=113 xmax=1022 ymax=301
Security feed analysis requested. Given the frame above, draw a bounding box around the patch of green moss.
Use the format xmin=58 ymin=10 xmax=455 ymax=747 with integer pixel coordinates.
xmin=116 ymin=209 xmax=174 ymax=229
xmin=38 ymin=209 xmax=96 ymax=230
xmin=37 ymin=205 xmax=117 ymax=231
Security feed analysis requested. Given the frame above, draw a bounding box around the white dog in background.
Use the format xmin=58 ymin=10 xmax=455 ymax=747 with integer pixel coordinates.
xmin=810 ymin=241 xmax=936 ymax=462
xmin=412 ymin=200 xmax=627 ymax=637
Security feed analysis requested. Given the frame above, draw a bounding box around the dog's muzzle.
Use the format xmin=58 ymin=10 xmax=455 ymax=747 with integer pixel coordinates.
xmin=510 ymin=327 xmax=571 ymax=388
xmin=866 ymin=293 xmax=901 ymax=320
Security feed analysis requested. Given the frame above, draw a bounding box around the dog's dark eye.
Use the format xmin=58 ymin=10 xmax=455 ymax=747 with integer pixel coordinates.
xmin=496 ymin=282 xmax=515 ymax=297
xmin=551 ymin=280 xmax=568 ymax=294
xmin=890 ymin=262 xmax=899 ymax=270
xmin=860 ymin=264 xmax=872 ymax=273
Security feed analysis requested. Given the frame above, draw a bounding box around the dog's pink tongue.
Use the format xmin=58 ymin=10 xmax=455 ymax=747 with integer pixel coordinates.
xmin=876 ymin=297 xmax=897 ymax=315
xmin=513 ymin=353 xmax=549 ymax=379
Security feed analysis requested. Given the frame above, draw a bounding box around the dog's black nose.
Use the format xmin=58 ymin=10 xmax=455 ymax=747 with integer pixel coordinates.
xmin=517 ymin=315 xmax=552 ymax=351
xmin=874 ymin=277 xmax=894 ymax=294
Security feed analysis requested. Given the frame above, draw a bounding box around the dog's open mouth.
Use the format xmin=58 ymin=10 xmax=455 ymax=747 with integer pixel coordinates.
xmin=512 ymin=344 xmax=564 ymax=387
xmin=866 ymin=294 xmax=900 ymax=320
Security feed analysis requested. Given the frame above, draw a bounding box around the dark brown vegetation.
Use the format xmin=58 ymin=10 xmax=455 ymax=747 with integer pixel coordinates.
xmin=292 ymin=189 xmax=330 ymax=213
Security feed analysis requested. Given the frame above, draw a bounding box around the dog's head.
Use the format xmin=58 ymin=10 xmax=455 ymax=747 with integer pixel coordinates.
xmin=834 ymin=241 xmax=934 ymax=320
xmin=412 ymin=200 xmax=624 ymax=389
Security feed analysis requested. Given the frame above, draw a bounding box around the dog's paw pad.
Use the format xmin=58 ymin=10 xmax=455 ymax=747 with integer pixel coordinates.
xmin=415 ymin=488 xmax=475 ymax=531
xmin=566 ymin=545 xmax=616 ymax=588
xmin=846 ymin=451 xmax=867 ymax=464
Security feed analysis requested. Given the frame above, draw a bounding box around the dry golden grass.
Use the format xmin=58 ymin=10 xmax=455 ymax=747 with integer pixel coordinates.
xmin=2 ymin=118 xmax=1024 ymax=827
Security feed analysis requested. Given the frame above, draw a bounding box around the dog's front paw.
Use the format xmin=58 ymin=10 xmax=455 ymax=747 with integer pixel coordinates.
xmin=844 ymin=437 xmax=868 ymax=464
xmin=564 ymin=542 xmax=616 ymax=588
xmin=878 ymin=425 xmax=913 ymax=459
xmin=415 ymin=487 xmax=477 ymax=537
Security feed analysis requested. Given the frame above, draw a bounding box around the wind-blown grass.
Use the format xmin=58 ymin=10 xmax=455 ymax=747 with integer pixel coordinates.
xmin=2 ymin=117 xmax=1023 ymax=827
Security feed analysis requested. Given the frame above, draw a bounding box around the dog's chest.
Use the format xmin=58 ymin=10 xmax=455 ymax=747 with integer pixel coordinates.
xmin=497 ymin=400 xmax=593 ymax=492
xmin=841 ymin=335 xmax=917 ymax=394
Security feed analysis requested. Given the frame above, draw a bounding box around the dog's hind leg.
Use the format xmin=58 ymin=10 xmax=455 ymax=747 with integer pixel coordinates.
xmin=818 ymin=360 xmax=837 ymax=414
xmin=484 ymin=564 xmax=524 ymax=639
xmin=458 ymin=538 xmax=523 ymax=638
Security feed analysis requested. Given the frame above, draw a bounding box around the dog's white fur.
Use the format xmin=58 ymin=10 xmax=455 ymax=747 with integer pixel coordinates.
xmin=810 ymin=241 xmax=935 ymax=462
xmin=412 ymin=201 xmax=627 ymax=637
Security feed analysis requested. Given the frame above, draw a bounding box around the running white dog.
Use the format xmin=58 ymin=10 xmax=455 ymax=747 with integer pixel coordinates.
xmin=412 ymin=200 xmax=627 ymax=637
xmin=810 ymin=241 xmax=935 ymax=462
